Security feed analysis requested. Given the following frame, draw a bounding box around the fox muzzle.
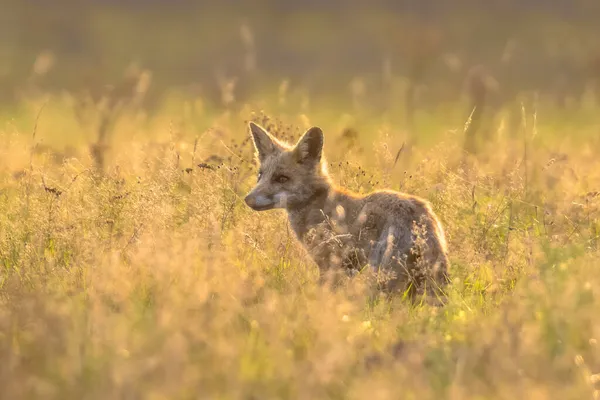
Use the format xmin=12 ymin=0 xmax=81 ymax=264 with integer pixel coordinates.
xmin=244 ymin=189 xmax=288 ymax=211
xmin=244 ymin=192 xmax=275 ymax=211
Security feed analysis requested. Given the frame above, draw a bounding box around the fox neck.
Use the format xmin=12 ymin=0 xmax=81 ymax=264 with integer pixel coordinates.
xmin=286 ymin=182 xmax=356 ymax=240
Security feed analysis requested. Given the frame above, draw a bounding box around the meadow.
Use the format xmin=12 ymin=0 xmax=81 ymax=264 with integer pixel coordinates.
xmin=0 ymin=73 xmax=598 ymax=400
xmin=1 ymin=4 xmax=600 ymax=399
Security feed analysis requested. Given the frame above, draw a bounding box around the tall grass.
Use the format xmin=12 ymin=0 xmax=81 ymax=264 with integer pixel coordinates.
xmin=0 ymin=88 xmax=599 ymax=399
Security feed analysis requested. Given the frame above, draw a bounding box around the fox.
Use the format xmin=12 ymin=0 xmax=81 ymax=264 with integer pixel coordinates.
xmin=244 ymin=122 xmax=450 ymax=304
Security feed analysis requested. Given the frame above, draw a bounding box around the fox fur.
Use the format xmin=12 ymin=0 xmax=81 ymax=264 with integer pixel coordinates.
xmin=244 ymin=122 xmax=450 ymax=304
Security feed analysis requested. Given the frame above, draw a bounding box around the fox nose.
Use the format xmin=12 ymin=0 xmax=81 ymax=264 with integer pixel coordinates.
xmin=244 ymin=194 xmax=254 ymax=207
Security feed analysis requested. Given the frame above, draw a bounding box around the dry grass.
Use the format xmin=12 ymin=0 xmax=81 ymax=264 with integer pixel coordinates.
xmin=0 ymin=91 xmax=599 ymax=400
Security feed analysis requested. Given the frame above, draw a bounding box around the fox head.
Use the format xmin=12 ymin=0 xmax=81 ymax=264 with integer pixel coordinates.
xmin=244 ymin=122 xmax=330 ymax=211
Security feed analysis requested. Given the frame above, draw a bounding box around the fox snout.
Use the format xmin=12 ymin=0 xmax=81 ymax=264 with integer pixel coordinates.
xmin=244 ymin=191 xmax=275 ymax=211
xmin=244 ymin=193 xmax=264 ymax=211
xmin=245 ymin=187 xmax=287 ymax=211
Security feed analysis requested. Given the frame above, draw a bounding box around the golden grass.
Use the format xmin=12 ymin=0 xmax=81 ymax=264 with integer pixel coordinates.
xmin=0 ymin=92 xmax=599 ymax=399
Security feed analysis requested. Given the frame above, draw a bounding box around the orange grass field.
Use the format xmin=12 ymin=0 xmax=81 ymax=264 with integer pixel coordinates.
xmin=1 ymin=3 xmax=600 ymax=399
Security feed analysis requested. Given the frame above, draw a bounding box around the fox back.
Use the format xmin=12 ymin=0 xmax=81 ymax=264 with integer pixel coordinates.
xmin=244 ymin=122 xmax=450 ymax=304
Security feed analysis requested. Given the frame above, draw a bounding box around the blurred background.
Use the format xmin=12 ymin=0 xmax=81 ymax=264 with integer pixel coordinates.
xmin=1 ymin=0 xmax=600 ymax=125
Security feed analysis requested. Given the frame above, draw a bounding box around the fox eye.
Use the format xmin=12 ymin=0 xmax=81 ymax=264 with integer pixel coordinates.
xmin=274 ymin=175 xmax=289 ymax=184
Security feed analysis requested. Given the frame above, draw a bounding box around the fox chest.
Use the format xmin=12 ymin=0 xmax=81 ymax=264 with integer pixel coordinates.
xmin=299 ymin=219 xmax=382 ymax=274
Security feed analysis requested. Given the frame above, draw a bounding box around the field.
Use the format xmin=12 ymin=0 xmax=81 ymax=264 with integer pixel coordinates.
xmin=2 ymin=3 xmax=600 ymax=400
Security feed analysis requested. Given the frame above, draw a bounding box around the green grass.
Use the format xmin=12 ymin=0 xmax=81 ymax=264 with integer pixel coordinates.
xmin=0 ymin=82 xmax=599 ymax=400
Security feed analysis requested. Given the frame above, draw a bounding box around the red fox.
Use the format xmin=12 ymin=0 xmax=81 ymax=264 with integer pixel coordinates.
xmin=244 ymin=122 xmax=450 ymax=304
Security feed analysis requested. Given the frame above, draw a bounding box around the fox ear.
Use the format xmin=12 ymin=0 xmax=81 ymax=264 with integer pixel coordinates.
xmin=249 ymin=122 xmax=279 ymax=162
xmin=294 ymin=126 xmax=323 ymax=165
